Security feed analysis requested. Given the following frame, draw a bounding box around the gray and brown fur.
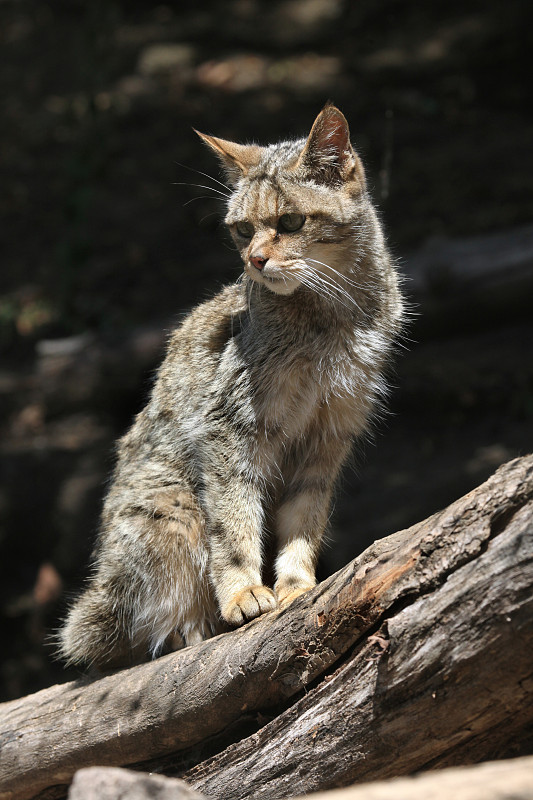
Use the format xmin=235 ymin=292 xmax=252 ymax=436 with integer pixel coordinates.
xmin=59 ymin=105 xmax=404 ymax=668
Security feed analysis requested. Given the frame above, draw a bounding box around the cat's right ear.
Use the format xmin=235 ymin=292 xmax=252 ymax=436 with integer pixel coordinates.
xmin=194 ymin=130 xmax=262 ymax=185
xmin=296 ymin=105 xmax=365 ymax=189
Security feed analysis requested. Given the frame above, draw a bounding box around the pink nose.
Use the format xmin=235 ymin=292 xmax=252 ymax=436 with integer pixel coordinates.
xmin=250 ymin=255 xmax=267 ymax=271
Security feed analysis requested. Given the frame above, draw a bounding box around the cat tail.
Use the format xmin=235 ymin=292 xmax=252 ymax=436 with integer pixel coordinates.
xmin=58 ymin=586 xmax=132 ymax=669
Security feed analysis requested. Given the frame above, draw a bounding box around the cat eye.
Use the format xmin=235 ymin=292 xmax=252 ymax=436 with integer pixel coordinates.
xmin=235 ymin=220 xmax=255 ymax=239
xmin=278 ymin=213 xmax=305 ymax=233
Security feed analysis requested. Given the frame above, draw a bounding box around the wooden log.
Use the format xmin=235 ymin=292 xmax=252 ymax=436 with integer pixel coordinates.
xmin=286 ymin=756 xmax=533 ymax=800
xmin=184 ymin=465 xmax=533 ymax=799
xmin=407 ymin=223 xmax=533 ymax=296
xmin=0 ymin=455 xmax=532 ymax=800
xmin=68 ymin=767 xmax=205 ymax=800
xmin=67 ymin=757 xmax=533 ymax=800
xmin=405 ymin=223 xmax=533 ymax=332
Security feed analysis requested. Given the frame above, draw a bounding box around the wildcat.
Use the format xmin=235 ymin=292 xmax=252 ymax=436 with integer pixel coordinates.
xmin=59 ymin=105 xmax=403 ymax=668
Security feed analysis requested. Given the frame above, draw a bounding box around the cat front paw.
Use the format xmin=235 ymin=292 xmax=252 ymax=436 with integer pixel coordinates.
xmin=221 ymin=585 xmax=278 ymax=627
xmin=275 ymin=582 xmax=316 ymax=606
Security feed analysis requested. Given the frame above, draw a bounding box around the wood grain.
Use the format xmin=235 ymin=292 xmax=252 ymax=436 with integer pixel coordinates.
xmin=0 ymin=455 xmax=531 ymax=800
xmin=67 ymin=757 xmax=533 ymax=800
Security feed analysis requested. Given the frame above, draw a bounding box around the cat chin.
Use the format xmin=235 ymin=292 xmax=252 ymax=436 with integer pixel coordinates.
xmin=246 ymin=268 xmax=301 ymax=295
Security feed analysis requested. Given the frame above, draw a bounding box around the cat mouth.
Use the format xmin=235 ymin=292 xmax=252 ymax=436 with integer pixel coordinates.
xmin=246 ymin=263 xmax=301 ymax=294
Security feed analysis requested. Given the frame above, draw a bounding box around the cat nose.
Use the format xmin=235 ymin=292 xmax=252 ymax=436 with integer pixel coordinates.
xmin=250 ymin=255 xmax=268 ymax=271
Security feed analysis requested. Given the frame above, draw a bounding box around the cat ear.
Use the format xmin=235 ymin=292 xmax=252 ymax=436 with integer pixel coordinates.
xmin=194 ymin=130 xmax=263 ymax=185
xmin=297 ymin=105 xmax=365 ymax=188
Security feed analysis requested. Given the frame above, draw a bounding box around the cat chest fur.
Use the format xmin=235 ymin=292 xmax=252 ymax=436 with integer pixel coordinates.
xmin=216 ymin=317 xmax=378 ymax=468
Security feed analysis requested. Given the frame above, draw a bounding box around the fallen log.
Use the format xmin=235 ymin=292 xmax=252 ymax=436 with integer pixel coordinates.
xmin=0 ymin=455 xmax=532 ymax=800
xmin=67 ymin=756 xmax=533 ymax=800
xmin=407 ymin=223 xmax=533 ymax=296
xmin=290 ymin=756 xmax=533 ymax=800
xmin=405 ymin=223 xmax=533 ymax=332
xmin=68 ymin=767 xmax=204 ymax=800
xmin=184 ymin=461 xmax=533 ymax=798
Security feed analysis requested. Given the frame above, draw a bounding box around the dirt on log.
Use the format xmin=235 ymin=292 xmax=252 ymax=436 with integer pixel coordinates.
xmin=0 ymin=455 xmax=532 ymax=800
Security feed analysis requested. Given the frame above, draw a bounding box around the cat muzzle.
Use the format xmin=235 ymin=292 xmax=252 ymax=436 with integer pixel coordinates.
xmin=250 ymin=255 xmax=267 ymax=271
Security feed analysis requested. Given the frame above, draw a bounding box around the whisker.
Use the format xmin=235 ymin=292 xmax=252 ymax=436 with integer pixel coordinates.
xmin=245 ymin=274 xmax=258 ymax=329
xmin=316 ymin=270 xmax=363 ymax=308
xmin=298 ymin=278 xmax=338 ymax=307
xmin=321 ymin=276 xmax=365 ymax=314
xmin=302 ymin=258 xmax=373 ymax=314
xmin=296 ymin=267 xmax=344 ymax=301
xmin=297 ymin=266 xmax=364 ymax=314
xmin=183 ymin=196 xmax=228 ymax=207
xmin=220 ymin=237 xmax=239 ymax=252
xmin=174 ymin=161 xmax=231 ymax=192
xmin=296 ymin=271 xmax=354 ymax=312
xmin=304 ymin=258 xmax=368 ymax=291
xmin=308 ymin=255 xmax=366 ymax=284
xmin=199 ymin=210 xmax=223 ymax=224
xmin=172 ymin=182 xmax=232 ymax=199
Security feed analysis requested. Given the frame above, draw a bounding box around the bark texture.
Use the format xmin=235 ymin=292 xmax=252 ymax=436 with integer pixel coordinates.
xmin=67 ymin=757 xmax=533 ymax=800
xmin=0 ymin=455 xmax=532 ymax=800
xmin=68 ymin=768 xmax=204 ymax=800
xmin=288 ymin=756 xmax=533 ymax=800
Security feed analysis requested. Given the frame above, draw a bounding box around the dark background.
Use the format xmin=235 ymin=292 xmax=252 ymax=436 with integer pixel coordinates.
xmin=1 ymin=0 xmax=532 ymax=701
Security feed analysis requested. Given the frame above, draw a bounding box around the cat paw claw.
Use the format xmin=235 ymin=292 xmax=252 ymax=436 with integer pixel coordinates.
xmin=222 ymin=585 xmax=278 ymax=626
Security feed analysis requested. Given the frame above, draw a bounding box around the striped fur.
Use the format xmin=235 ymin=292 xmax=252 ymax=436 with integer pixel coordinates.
xmin=59 ymin=106 xmax=403 ymax=668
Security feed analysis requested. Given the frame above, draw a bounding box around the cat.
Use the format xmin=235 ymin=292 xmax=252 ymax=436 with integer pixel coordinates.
xmin=59 ymin=104 xmax=404 ymax=668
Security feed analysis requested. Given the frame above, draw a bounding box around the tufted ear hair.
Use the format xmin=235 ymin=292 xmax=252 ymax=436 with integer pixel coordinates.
xmin=195 ymin=130 xmax=263 ymax=186
xmin=296 ymin=105 xmax=365 ymax=189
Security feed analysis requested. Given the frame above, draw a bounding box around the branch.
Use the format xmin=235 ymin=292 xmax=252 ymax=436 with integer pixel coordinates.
xmin=1 ymin=456 xmax=532 ymax=800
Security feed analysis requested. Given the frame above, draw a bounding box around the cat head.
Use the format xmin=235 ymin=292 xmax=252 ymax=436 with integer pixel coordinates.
xmin=196 ymin=105 xmax=368 ymax=296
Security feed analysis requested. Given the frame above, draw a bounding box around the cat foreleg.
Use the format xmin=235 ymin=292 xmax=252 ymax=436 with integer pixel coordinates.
xmin=274 ymin=440 xmax=350 ymax=604
xmin=274 ymin=488 xmax=330 ymax=604
xmin=205 ymin=475 xmax=277 ymax=626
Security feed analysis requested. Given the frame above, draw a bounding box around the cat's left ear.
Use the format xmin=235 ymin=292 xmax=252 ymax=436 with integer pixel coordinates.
xmin=297 ymin=105 xmax=365 ymax=189
xmin=195 ymin=130 xmax=262 ymax=185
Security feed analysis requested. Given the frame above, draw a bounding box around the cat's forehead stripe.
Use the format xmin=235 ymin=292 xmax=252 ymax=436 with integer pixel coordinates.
xmin=227 ymin=131 xmax=359 ymax=223
xmin=248 ymin=138 xmax=303 ymax=179
xmin=231 ymin=177 xmax=290 ymax=220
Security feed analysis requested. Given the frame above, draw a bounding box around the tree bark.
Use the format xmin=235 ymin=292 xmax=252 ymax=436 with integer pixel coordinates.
xmin=67 ymin=757 xmax=533 ymax=800
xmin=0 ymin=455 xmax=532 ymax=800
xmin=184 ymin=470 xmax=533 ymax=798
xmin=68 ymin=767 xmax=205 ymax=800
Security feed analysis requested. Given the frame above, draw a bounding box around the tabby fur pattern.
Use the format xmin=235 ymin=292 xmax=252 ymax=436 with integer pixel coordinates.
xmin=59 ymin=105 xmax=403 ymax=668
